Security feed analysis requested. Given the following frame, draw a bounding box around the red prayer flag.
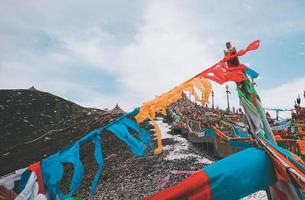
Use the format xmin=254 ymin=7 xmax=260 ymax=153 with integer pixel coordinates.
xmin=223 ymin=40 xmax=260 ymax=62
xmin=143 ymin=171 xmax=212 ymax=200
xmin=196 ymin=40 xmax=260 ymax=84
xmin=28 ymin=162 xmax=45 ymax=194
xmin=196 ymin=62 xmax=247 ymax=84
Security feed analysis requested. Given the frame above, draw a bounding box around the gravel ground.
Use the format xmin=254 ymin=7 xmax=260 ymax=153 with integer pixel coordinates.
xmin=78 ymin=118 xmax=214 ymax=199
xmin=0 ymin=89 xmax=268 ymax=200
xmin=84 ymin=119 xmax=267 ymax=200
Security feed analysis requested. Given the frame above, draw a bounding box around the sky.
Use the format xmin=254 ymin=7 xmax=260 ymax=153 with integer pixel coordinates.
xmin=0 ymin=0 xmax=305 ymax=116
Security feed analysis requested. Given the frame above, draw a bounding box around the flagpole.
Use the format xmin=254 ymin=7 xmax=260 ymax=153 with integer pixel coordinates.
xmin=224 ymin=42 xmax=276 ymax=143
xmin=225 ymin=85 xmax=230 ymax=112
xmin=224 ymin=41 xmax=274 ymax=200
xmin=211 ymin=90 xmax=215 ymax=109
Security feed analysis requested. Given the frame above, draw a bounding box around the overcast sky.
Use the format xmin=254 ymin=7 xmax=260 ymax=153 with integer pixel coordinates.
xmin=0 ymin=0 xmax=304 ymax=115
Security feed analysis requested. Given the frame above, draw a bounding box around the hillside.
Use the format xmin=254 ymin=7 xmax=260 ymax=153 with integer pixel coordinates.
xmin=0 ymin=88 xmax=216 ymax=199
xmin=0 ymin=88 xmax=123 ymax=176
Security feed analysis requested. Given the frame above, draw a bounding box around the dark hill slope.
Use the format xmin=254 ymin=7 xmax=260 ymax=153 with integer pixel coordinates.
xmin=0 ymin=89 xmax=123 ymax=176
xmin=0 ymin=89 xmax=215 ymax=200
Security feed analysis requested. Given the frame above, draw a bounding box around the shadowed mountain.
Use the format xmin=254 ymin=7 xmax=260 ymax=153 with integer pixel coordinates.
xmin=0 ymin=88 xmax=216 ymax=200
xmin=0 ymin=88 xmax=124 ymax=176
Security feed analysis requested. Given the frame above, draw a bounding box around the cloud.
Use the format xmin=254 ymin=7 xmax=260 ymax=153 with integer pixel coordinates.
xmin=1 ymin=0 xmax=305 ymax=112
xmin=112 ymin=1 xmax=216 ymax=99
xmin=55 ymin=0 xmax=305 ymax=108
xmin=0 ymin=63 xmax=137 ymax=111
xmin=296 ymin=52 xmax=305 ymax=56
xmin=64 ymin=37 xmax=106 ymax=66
xmin=36 ymin=1 xmax=219 ymax=108
xmin=260 ymin=76 xmax=305 ymax=108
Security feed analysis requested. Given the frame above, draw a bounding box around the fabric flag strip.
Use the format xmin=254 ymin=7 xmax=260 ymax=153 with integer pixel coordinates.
xmin=271 ymin=120 xmax=291 ymax=131
xmin=41 ymin=108 xmax=153 ymax=200
xmin=257 ymin=133 xmax=305 ymax=192
xmin=196 ymin=62 xmax=248 ymax=84
xmin=4 ymin=108 xmax=149 ymax=200
xmin=151 ymin=121 xmax=162 ymax=154
xmin=104 ymin=107 xmax=152 ymax=155
xmin=3 ymin=39 xmax=304 ymax=200
xmin=203 ymin=128 xmax=216 ymax=139
xmin=159 ymin=170 xmax=197 ymax=188
xmin=135 ymin=77 xmax=212 ymax=154
xmin=0 ymin=169 xmax=26 ymax=192
xmin=0 ymin=186 xmax=17 ymax=200
xmin=212 ymin=128 xmax=231 ymax=142
xmin=120 ymin=117 xmax=154 ymax=149
xmin=233 ymin=126 xmax=249 ymax=138
xmin=222 ymin=40 xmax=260 ymax=62
xmin=145 ymin=170 xmax=212 ymax=200
xmin=145 ymin=148 xmax=276 ymax=200
xmin=224 ymin=41 xmax=305 ymax=199
xmin=15 ymin=170 xmax=47 ymax=200
xmin=212 ymin=128 xmax=253 ymax=150
xmin=42 ymin=139 xmax=86 ymax=200
xmin=236 ymin=79 xmax=275 ymax=141
xmin=229 ymin=138 xmax=252 ymax=150
xmin=265 ymin=108 xmax=292 ymax=112
xmin=164 ymin=39 xmax=305 ymax=199
xmin=0 ymin=167 xmax=57 ymax=199
xmin=78 ymin=132 xmax=104 ymax=195
xmin=196 ymin=40 xmax=260 ymax=85
xmin=234 ymin=77 xmax=304 ymax=198
xmin=27 ymin=162 xmax=45 ymax=194
xmin=106 ymin=121 xmax=146 ymax=156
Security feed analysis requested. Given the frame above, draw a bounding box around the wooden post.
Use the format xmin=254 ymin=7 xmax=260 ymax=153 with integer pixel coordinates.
xmin=211 ymin=90 xmax=215 ymax=109
xmin=225 ymin=85 xmax=230 ymax=112
xmin=224 ymin=42 xmax=240 ymax=66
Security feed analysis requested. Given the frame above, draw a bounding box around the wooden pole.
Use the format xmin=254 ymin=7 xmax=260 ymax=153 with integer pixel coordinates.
xmin=212 ymin=90 xmax=215 ymax=109
xmin=225 ymin=85 xmax=230 ymax=112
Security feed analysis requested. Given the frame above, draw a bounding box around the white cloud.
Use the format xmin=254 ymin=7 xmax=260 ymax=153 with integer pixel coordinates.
xmin=1 ymin=0 xmax=305 ymax=112
xmin=296 ymin=52 xmax=305 ymax=56
xmin=114 ymin=1 xmax=216 ymax=100
xmin=51 ymin=0 xmax=305 ymax=110
xmin=64 ymin=39 xmax=105 ymax=66
xmin=260 ymin=76 xmax=305 ymax=109
xmin=49 ymin=1 xmax=218 ymax=106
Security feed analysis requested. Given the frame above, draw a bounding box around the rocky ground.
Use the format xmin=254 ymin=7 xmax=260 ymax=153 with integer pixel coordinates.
xmin=0 ymin=89 xmax=123 ymax=176
xmin=0 ymin=88 xmax=267 ymax=199
xmin=77 ymin=119 xmax=267 ymax=199
xmin=85 ymin=119 xmax=214 ymax=199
